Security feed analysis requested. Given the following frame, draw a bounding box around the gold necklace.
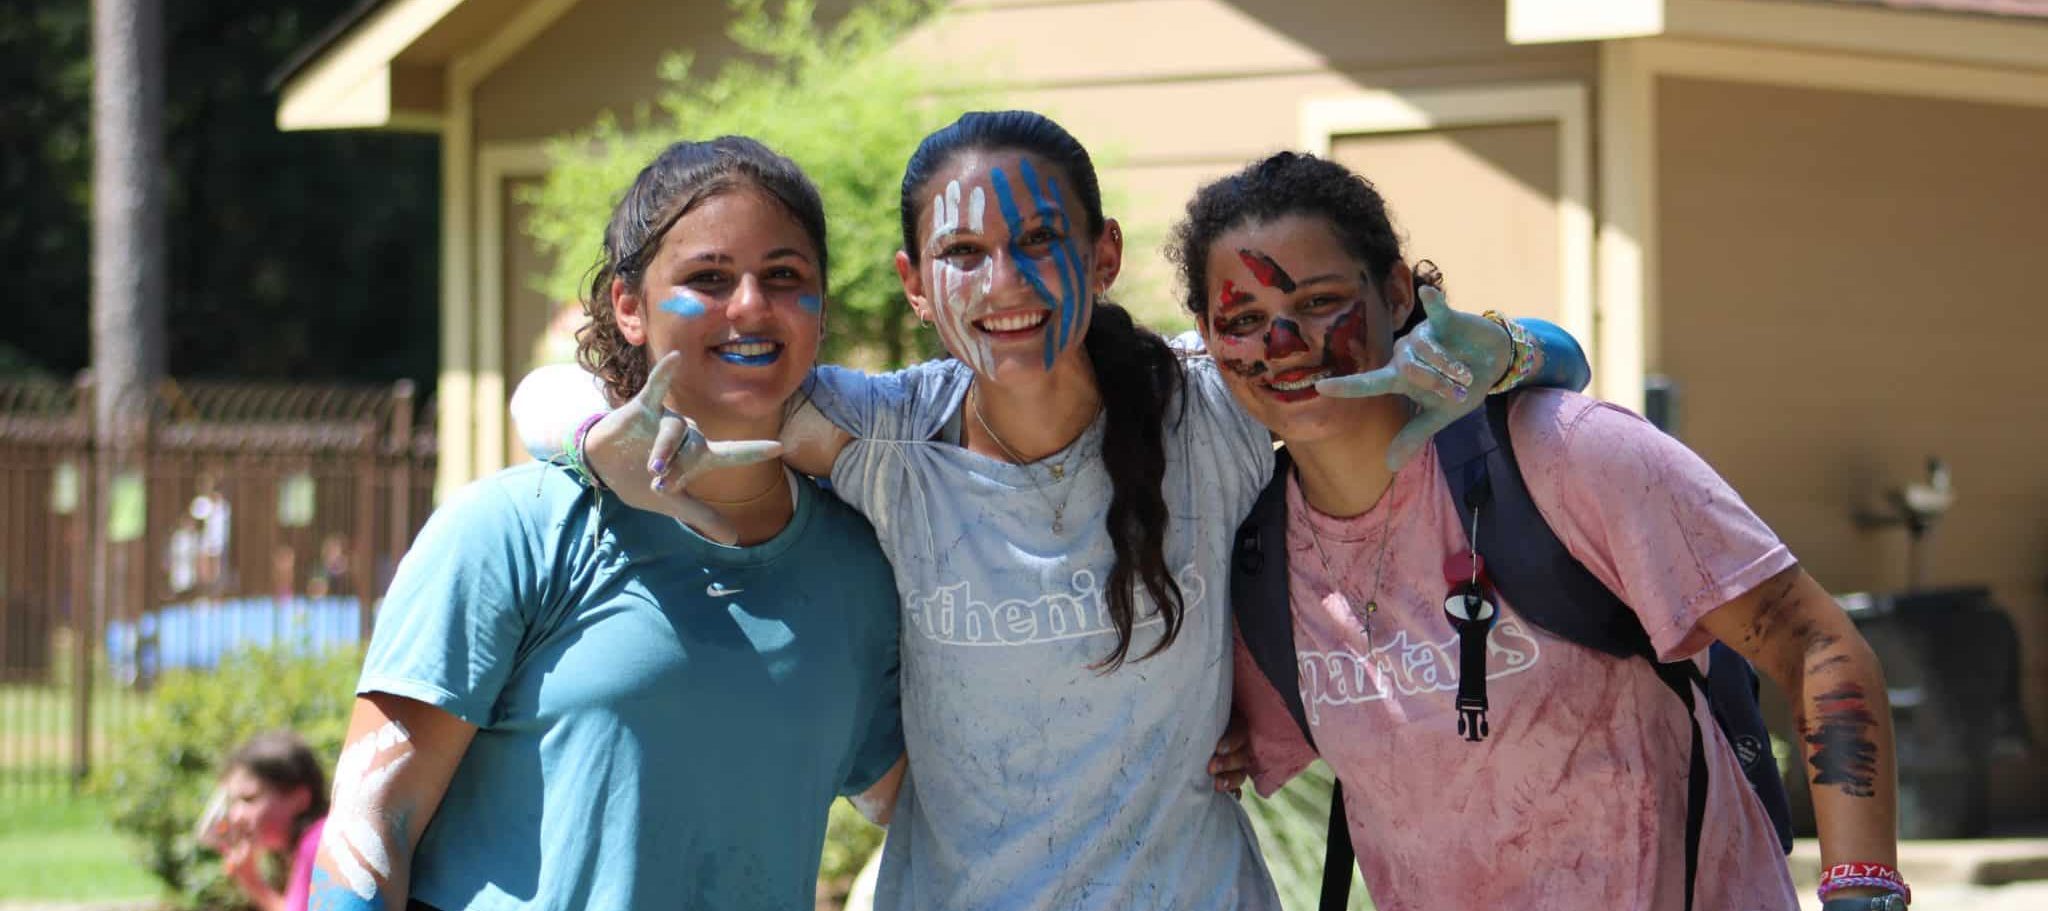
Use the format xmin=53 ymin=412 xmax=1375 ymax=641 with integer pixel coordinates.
xmin=969 ymin=387 xmax=1077 ymax=534
xmin=691 ymin=469 xmax=787 ymax=506
xmin=1303 ymin=471 xmax=1399 ymax=649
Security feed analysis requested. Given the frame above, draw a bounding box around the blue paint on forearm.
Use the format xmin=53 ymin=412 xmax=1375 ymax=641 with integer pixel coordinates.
xmin=309 ymin=867 xmax=386 ymax=911
xmin=1517 ymin=318 xmax=1592 ymax=393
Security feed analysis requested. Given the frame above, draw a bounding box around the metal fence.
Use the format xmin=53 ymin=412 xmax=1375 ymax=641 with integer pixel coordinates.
xmin=0 ymin=375 xmax=435 ymax=795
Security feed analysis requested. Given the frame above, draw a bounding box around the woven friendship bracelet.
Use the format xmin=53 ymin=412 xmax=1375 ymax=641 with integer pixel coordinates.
xmin=562 ymin=411 xmax=608 ymax=492
xmin=1817 ymin=877 xmax=1909 ymax=903
xmin=1480 ymin=310 xmax=1538 ymax=394
xmin=1819 ymin=862 xmax=1910 ymax=904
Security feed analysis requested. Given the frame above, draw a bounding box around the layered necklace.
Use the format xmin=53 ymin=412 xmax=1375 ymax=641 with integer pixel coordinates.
xmin=1302 ymin=470 xmax=1399 ymax=649
xmin=969 ymin=387 xmax=1079 ymax=534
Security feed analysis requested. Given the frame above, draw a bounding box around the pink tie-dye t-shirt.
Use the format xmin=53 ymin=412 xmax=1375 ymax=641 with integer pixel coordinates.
xmin=1236 ymin=390 xmax=1800 ymax=911
xmin=283 ymin=816 xmax=324 ymax=911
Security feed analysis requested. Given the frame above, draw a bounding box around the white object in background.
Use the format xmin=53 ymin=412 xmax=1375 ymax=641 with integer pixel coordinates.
xmin=509 ymin=363 xmax=610 ymax=461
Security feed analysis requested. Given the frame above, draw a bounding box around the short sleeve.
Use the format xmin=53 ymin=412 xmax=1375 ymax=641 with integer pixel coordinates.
xmin=358 ymin=475 xmax=551 ymax=725
xmin=806 ymin=361 xmax=961 ymax=444
xmin=839 ymin=632 xmax=903 ymax=796
xmin=810 ymin=360 xmax=966 ymax=522
xmin=1509 ymin=390 xmax=1797 ymax=661
xmin=1232 ymin=630 xmax=1317 ymax=797
xmin=1180 ymin=357 xmax=1278 ymax=511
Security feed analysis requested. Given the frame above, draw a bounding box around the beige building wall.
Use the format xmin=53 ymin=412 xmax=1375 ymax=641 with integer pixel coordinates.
xmin=475 ymin=0 xmax=1595 ymax=341
xmin=1333 ymin=121 xmax=1563 ymax=325
xmin=1656 ymin=76 xmax=2048 ymax=815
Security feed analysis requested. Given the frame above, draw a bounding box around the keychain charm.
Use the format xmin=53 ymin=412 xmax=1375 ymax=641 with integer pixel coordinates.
xmin=1443 ymin=551 xmax=1497 ymax=742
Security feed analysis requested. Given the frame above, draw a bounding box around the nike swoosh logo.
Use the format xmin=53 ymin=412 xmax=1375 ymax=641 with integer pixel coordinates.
xmin=706 ymin=583 xmax=744 ymax=598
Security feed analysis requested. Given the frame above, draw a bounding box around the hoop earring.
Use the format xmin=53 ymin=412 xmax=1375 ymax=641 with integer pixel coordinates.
xmin=918 ymin=313 xmax=934 ymax=329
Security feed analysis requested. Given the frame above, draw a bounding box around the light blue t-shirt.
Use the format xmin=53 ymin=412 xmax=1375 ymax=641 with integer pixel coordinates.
xmin=359 ymin=461 xmax=902 ymax=911
xmin=808 ymin=357 xmax=1282 ymax=911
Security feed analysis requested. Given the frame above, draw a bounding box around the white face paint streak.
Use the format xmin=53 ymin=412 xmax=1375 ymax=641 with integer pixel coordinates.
xmin=923 ymin=179 xmax=999 ymax=376
xmin=325 ymin=720 xmax=414 ymax=900
xmin=931 ymin=257 xmax=994 ymax=376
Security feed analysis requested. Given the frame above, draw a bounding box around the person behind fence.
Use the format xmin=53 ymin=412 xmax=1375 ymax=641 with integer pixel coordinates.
xmin=514 ymin=110 xmax=1593 ymax=910
xmin=309 ymin=136 xmax=906 ymax=911
xmin=199 ymin=732 xmax=329 ymax=911
xmin=1176 ymin=152 xmax=1904 ymax=911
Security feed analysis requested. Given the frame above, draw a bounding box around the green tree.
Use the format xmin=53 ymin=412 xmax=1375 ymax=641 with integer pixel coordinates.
xmin=1 ymin=0 xmax=438 ymax=387
xmin=525 ymin=0 xmax=991 ymax=369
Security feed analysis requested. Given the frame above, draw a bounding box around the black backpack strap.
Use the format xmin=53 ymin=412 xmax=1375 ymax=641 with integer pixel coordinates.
xmin=1436 ymin=398 xmax=1652 ymax=658
xmin=1321 ymin=782 xmax=1354 ymax=911
xmin=1231 ymin=447 xmax=1314 ymax=747
xmin=1229 ymin=450 xmax=1355 ymax=911
xmin=1437 ymin=395 xmax=1704 ymax=910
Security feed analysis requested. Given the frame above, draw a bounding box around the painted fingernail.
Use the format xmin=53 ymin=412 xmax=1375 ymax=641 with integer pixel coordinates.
xmin=652 ymin=477 xmax=666 ymax=492
xmin=650 ymin=458 xmax=666 ymax=474
xmin=1454 ymin=385 xmax=1470 ymax=402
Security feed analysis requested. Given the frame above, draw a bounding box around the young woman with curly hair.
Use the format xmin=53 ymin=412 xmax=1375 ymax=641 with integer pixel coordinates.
xmin=310 ymin=136 xmax=907 ymax=911
xmin=1178 ymin=151 xmax=1902 ymax=911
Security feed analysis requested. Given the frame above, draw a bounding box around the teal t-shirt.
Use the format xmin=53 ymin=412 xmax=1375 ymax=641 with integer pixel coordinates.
xmin=359 ymin=462 xmax=903 ymax=911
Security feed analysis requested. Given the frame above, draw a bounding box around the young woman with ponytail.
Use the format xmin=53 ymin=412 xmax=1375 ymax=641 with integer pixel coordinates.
xmin=512 ymin=110 xmax=1590 ymax=909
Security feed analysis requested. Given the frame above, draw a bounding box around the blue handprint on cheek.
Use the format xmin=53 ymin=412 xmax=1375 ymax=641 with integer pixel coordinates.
xmin=990 ymin=162 xmax=1090 ymax=371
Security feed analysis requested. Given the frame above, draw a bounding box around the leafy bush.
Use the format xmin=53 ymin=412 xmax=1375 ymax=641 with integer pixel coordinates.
xmin=95 ymin=644 xmax=361 ymax=909
xmin=1241 ymin=761 xmax=1374 ymax=910
xmin=819 ymin=798 xmax=885 ymax=905
xmin=95 ymin=642 xmax=894 ymax=909
xmin=523 ymin=0 xmax=997 ymax=369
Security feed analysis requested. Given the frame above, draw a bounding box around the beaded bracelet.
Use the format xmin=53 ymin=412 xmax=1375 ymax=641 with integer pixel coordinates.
xmin=562 ymin=412 xmax=608 ymax=492
xmin=1480 ymin=311 xmax=1539 ymax=394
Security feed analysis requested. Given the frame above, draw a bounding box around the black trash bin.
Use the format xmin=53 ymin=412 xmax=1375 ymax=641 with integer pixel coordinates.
xmin=1840 ymin=586 xmax=2030 ymax=839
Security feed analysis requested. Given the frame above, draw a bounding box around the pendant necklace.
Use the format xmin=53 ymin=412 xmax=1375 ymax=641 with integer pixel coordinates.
xmin=969 ymin=387 xmax=1078 ymax=534
xmin=1305 ymin=471 xmax=1399 ymax=649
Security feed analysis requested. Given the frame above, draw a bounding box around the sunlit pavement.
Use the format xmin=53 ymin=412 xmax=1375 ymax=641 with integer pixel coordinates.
xmin=1791 ymin=838 xmax=2048 ymax=910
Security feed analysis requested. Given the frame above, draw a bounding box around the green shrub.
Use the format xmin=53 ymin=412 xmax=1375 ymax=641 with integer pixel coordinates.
xmin=94 ymin=643 xmax=895 ymax=909
xmin=819 ymin=798 xmax=885 ymax=903
xmin=1241 ymin=761 xmax=1374 ymax=910
xmin=95 ymin=644 xmax=361 ymax=909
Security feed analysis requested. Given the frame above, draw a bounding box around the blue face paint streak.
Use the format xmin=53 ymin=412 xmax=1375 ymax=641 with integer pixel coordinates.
xmin=988 ymin=167 xmax=1068 ymax=371
xmin=658 ymin=291 xmax=706 ymax=318
xmin=797 ymin=294 xmax=823 ymax=314
xmin=1017 ymin=160 xmax=1085 ymax=361
xmin=1043 ymin=176 xmax=1089 ymax=355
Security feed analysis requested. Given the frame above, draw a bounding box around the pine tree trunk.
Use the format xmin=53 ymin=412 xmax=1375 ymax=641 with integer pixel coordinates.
xmin=91 ymin=0 xmax=166 ymax=439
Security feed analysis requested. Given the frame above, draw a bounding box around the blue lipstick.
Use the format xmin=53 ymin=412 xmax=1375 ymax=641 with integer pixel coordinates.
xmin=714 ymin=337 xmax=782 ymax=366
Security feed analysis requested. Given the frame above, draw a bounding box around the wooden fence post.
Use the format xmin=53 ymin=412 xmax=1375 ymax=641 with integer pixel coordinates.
xmin=70 ymin=372 xmax=95 ymax=789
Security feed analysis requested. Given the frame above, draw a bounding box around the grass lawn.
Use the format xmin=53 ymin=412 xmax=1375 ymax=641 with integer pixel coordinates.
xmin=0 ymin=790 xmax=161 ymax=902
xmin=1 ymin=677 xmax=147 ymax=784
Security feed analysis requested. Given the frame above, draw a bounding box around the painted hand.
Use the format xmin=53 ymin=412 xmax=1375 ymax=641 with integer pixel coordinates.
xmin=220 ymin=838 xmax=265 ymax=894
xmin=1313 ymin=285 xmax=1511 ymax=470
xmin=1209 ymin=711 xmax=1251 ymax=798
xmin=583 ymin=352 xmax=783 ymax=545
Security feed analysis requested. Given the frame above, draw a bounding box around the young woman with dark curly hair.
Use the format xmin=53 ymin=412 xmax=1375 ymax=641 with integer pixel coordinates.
xmin=1176 ymin=151 xmax=1903 ymax=911
xmin=309 ymin=136 xmax=907 ymax=911
xmin=513 ymin=111 xmax=1594 ymax=910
